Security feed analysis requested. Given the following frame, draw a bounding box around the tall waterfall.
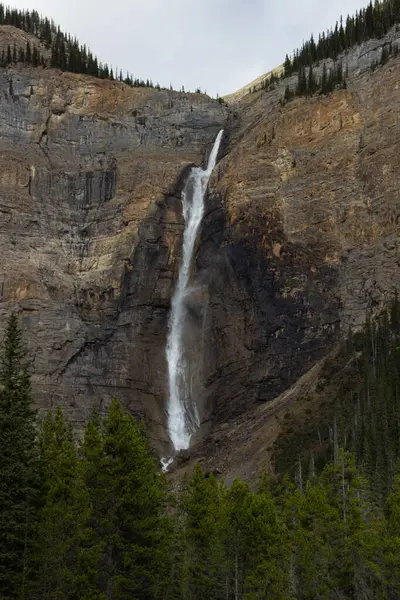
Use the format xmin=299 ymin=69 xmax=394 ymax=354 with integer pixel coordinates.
xmin=166 ymin=130 xmax=224 ymax=452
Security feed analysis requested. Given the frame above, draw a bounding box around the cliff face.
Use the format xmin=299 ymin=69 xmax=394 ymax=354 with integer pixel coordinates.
xmin=1 ymin=27 xmax=399 ymax=468
xmin=0 ymin=59 xmax=227 ymax=451
xmin=181 ymin=49 xmax=400 ymax=479
xmin=190 ymin=54 xmax=400 ymax=434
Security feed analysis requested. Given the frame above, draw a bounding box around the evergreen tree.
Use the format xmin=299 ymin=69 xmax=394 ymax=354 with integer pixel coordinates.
xmin=31 ymin=46 xmax=39 ymax=68
xmin=31 ymin=408 xmax=90 ymax=600
xmin=160 ymin=502 xmax=188 ymax=600
xmin=296 ymin=67 xmax=307 ymax=96
xmin=385 ymin=473 xmax=400 ymax=597
xmin=0 ymin=313 xmax=39 ymax=599
xmin=82 ymin=399 xmax=169 ymax=600
xmin=59 ymin=41 xmax=67 ymax=71
xmin=320 ymin=61 xmax=328 ymax=94
xmin=290 ymin=480 xmax=336 ymax=598
xmin=320 ymin=450 xmax=385 ymax=597
xmin=284 ymin=54 xmax=292 ymax=77
xmin=242 ymin=474 xmax=292 ymax=599
xmin=226 ymin=479 xmax=253 ymax=599
xmin=75 ymin=415 xmax=107 ymax=600
xmin=25 ymin=41 xmax=31 ymax=64
xmin=307 ymin=63 xmax=317 ymax=95
xmin=182 ymin=466 xmax=228 ymax=600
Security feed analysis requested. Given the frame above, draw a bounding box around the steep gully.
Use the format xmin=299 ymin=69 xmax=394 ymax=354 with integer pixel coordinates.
xmin=163 ymin=130 xmax=224 ymax=468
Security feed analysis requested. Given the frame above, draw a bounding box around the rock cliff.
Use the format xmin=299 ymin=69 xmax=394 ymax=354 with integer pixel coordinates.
xmin=0 ymin=50 xmax=227 ymax=452
xmin=181 ymin=37 xmax=400 ymax=479
xmin=0 ymin=26 xmax=399 ymax=471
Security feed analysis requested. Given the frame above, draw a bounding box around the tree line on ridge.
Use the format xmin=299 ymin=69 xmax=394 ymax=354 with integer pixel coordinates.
xmin=0 ymin=2 xmax=197 ymax=91
xmin=250 ymin=0 xmax=400 ymax=102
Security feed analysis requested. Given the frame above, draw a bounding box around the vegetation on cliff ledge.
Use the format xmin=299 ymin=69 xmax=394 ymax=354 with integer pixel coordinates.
xmin=1 ymin=308 xmax=400 ymax=598
xmin=274 ymin=295 xmax=400 ymax=499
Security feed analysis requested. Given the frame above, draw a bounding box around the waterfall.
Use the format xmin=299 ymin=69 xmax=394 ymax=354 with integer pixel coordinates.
xmin=166 ymin=130 xmax=224 ymax=452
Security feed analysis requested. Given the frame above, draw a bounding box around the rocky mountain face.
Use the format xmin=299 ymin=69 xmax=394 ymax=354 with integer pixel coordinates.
xmin=0 ymin=26 xmax=399 ymax=470
xmin=0 ymin=54 xmax=227 ymax=451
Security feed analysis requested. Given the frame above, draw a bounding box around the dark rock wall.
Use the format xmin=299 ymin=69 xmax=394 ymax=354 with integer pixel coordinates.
xmin=0 ymin=63 xmax=227 ymax=453
xmin=0 ymin=31 xmax=400 ymax=460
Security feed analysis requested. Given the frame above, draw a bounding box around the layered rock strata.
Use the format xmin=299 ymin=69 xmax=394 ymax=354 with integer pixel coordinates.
xmin=0 ymin=26 xmax=399 ymax=466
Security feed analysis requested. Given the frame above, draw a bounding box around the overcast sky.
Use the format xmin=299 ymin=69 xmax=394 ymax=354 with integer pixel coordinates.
xmin=12 ymin=0 xmax=366 ymax=96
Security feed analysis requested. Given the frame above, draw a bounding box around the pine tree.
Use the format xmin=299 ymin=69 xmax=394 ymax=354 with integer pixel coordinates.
xmin=284 ymin=54 xmax=292 ymax=77
xmin=242 ymin=474 xmax=292 ymax=599
xmin=82 ymin=399 xmax=169 ymax=600
xmin=296 ymin=67 xmax=307 ymax=96
xmin=31 ymin=408 xmax=90 ymax=599
xmin=293 ymin=477 xmax=340 ymax=597
xmin=32 ymin=46 xmax=39 ymax=68
xmin=59 ymin=41 xmax=67 ymax=71
xmin=284 ymin=84 xmax=294 ymax=103
xmin=158 ymin=500 xmax=187 ymax=600
xmin=25 ymin=41 xmax=31 ymax=64
xmin=226 ymin=479 xmax=253 ymax=599
xmin=0 ymin=313 xmax=39 ymax=598
xmin=385 ymin=473 xmax=400 ymax=596
xmin=307 ymin=63 xmax=317 ymax=95
xmin=319 ymin=450 xmax=386 ymax=597
xmin=182 ymin=465 xmax=228 ymax=600
xmin=321 ymin=62 xmax=328 ymax=94
xmin=40 ymin=17 xmax=52 ymax=47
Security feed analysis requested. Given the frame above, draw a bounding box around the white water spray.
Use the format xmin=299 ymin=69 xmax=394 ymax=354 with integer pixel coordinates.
xmin=166 ymin=130 xmax=224 ymax=452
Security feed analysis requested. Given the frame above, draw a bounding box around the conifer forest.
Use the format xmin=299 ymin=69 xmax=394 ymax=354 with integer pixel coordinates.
xmin=1 ymin=301 xmax=400 ymax=599
xmin=250 ymin=0 xmax=400 ymax=100
xmin=0 ymin=2 xmax=166 ymax=88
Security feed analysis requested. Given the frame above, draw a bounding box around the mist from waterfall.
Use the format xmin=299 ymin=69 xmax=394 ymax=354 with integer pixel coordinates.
xmin=166 ymin=130 xmax=224 ymax=452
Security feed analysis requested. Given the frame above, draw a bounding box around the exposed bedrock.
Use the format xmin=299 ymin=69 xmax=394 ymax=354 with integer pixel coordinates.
xmin=0 ymin=30 xmax=399 ymax=465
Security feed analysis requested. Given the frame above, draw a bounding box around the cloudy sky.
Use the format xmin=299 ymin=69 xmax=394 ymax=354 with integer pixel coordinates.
xmin=12 ymin=0 xmax=366 ymax=96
